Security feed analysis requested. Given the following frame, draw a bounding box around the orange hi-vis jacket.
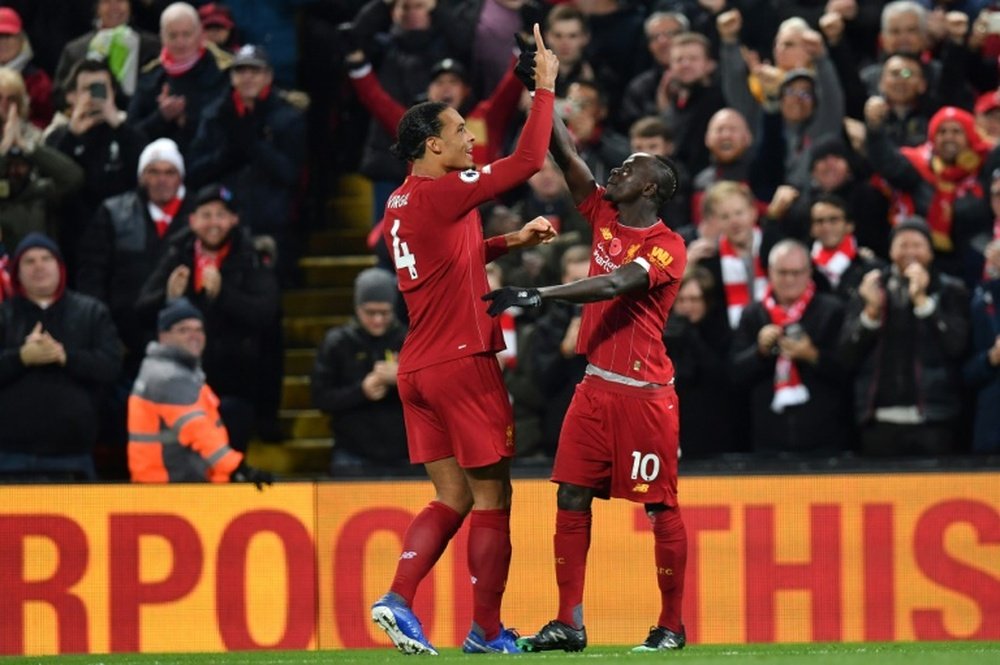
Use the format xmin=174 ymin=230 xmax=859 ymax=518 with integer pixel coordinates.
xmin=128 ymin=342 xmax=243 ymax=482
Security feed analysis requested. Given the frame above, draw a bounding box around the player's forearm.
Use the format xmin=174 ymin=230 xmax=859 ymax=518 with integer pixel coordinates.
xmin=482 ymin=89 xmax=554 ymax=195
xmin=548 ymin=114 xmax=577 ymax=173
xmin=539 ymin=265 xmax=647 ymax=303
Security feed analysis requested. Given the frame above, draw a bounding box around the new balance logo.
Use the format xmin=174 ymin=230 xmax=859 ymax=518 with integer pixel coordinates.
xmin=400 ymin=551 xmax=417 ymax=560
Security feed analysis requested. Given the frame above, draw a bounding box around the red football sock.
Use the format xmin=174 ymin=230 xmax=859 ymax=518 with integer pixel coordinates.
xmin=650 ymin=507 xmax=687 ymax=632
xmin=390 ymin=500 xmax=465 ymax=606
xmin=467 ymin=509 xmax=511 ymax=641
xmin=554 ymin=508 xmax=592 ymax=629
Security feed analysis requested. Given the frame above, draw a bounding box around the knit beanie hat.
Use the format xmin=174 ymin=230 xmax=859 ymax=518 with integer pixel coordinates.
xmin=891 ymin=216 xmax=933 ymax=247
xmin=354 ymin=268 xmax=397 ymax=307
xmin=138 ymin=138 xmax=185 ymax=178
xmin=158 ymin=297 xmax=204 ymax=332
xmin=11 ymin=232 xmax=66 ymax=299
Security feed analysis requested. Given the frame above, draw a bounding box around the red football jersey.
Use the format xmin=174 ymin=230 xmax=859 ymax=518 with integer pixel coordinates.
xmin=382 ymin=90 xmax=555 ymax=372
xmin=576 ymin=186 xmax=687 ymax=384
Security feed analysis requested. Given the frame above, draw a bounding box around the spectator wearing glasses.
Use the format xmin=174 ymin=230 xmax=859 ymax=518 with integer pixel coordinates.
xmin=312 ymin=267 xmax=409 ymax=476
xmin=808 ymin=194 xmax=885 ymax=302
xmin=731 ymin=239 xmax=847 ymax=456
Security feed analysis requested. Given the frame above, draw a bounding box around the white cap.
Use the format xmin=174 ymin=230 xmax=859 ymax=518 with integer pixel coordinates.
xmin=137 ymin=138 xmax=185 ymax=179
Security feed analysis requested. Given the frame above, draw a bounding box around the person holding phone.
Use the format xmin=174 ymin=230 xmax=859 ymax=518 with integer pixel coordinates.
xmin=45 ymin=56 xmax=147 ymax=277
xmin=730 ymin=239 xmax=848 ymax=456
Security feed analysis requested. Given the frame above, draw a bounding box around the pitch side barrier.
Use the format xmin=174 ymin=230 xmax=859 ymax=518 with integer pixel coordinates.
xmin=1 ymin=468 xmax=998 ymax=655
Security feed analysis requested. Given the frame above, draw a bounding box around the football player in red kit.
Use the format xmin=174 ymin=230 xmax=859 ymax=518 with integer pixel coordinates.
xmin=370 ymin=24 xmax=559 ymax=656
xmin=484 ymin=65 xmax=689 ymax=652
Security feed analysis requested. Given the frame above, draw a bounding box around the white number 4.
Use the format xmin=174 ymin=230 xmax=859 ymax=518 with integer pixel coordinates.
xmin=390 ymin=218 xmax=418 ymax=280
xmin=630 ymin=452 xmax=660 ymax=481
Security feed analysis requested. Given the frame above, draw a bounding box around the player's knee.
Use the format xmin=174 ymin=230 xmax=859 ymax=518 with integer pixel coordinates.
xmin=556 ymin=483 xmax=592 ymax=511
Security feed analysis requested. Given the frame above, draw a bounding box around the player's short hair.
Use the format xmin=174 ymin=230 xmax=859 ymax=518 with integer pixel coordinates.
xmin=650 ymin=155 xmax=680 ymax=206
xmin=391 ymin=101 xmax=449 ymax=162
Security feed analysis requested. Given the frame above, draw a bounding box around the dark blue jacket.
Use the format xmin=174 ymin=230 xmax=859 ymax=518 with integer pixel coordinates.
xmin=187 ymin=88 xmax=306 ymax=235
xmin=963 ymin=280 xmax=1000 ymax=452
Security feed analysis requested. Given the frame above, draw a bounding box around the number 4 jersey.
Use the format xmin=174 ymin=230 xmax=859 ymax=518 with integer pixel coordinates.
xmin=380 ymin=90 xmax=554 ymax=374
xmin=381 ymin=170 xmax=510 ymax=373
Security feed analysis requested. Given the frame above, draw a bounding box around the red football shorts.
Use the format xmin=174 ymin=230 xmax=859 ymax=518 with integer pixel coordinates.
xmin=397 ymin=353 xmax=515 ymax=468
xmin=553 ymin=374 xmax=679 ymax=505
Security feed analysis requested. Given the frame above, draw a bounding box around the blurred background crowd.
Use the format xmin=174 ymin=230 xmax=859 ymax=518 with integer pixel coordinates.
xmin=1 ymin=0 xmax=999 ymax=483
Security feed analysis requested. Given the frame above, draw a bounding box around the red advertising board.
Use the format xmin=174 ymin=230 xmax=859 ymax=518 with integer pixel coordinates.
xmin=1 ymin=474 xmax=998 ymax=656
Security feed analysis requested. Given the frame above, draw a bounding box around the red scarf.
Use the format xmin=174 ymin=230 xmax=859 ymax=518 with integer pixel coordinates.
xmin=194 ymin=240 xmax=231 ymax=293
xmin=763 ymin=281 xmax=815 ymax=413
xmin=899 ymin=107 xmax=988 ymax=252
xmin=160 ymin=45 xmax=206 ymax=77
xmin=232 ymin=85 xmax=271 ymax=116
xmin=151 ymin=196 xmax=183 ymax=238
xmin=811 ymin=235 xmax=856 ymax=289
xmin=719 ymin=227 xmax=767 ymax=329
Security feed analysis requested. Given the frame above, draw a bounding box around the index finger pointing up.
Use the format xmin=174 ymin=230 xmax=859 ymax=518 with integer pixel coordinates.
xmin=533 ymin=22 xmax=546 ymax=51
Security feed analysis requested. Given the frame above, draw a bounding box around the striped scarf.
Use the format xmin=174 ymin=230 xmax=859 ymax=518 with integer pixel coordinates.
xmin=763 ymin=281 xmax=815 ymax=414
xmin=719 ymin=227 xmax=767 ymax=329
xmin=811 ymin=235 xmax=856 ymax=288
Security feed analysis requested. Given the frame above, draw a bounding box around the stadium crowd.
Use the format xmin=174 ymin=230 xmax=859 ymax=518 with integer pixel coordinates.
xmin=0 ymin=0 xmax=999 ymax=482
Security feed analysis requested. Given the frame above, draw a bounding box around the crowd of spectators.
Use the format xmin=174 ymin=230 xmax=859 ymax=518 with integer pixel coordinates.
xmin=1 ymin=0 xmax=1000 ymax=481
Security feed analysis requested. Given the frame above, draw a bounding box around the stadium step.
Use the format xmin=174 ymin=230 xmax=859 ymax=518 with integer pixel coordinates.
xmin=278 ymin=408 xmax=330 ymax=439
xmin=251 ymin=172 xmax=376 ymax=477
xmin=246 ymin=438 xmax=332 ymax=477
xmin=284 ymin=348 xmax=317 ymax=376
xmin=281 ymin=375 xmax=312 ymax=410
xmin=282 ymin=287 xmax=355 ymax=316
xmin=304 ymin=228 xmax=370 ymax=257
xmin=298 ymin=255 xmax=376 ymax=288
xmin=327 ymin=173 xmax=375 ymax=231
xmin=283 ymin=315 xmax=349 ymax=348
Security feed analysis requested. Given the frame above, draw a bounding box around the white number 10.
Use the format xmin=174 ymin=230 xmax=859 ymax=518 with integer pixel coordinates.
xmin=630 ymin=452 xmax=660 ymax=481
xmin=390 ymin=218 xmax=418 ymax=280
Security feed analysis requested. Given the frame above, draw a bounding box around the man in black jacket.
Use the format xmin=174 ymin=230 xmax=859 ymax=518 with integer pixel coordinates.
xmin=136 ymin=183 xmax=279 ymax=452
xmin=187 ymin=44 xmax=306 ymax=254
xmin=78 ymin=137 xmax=191 ymax=373
xmin=731 ymin=239 xmax=847 ymax=456
xmin=839 ymin=217 xmax=970 ymax=455
xmin=0 ymin=233 xmax=121 ymax=480
xmin=126 ymin=2 xmax=231 ymax=153
xmin=311 ymin=267 xmax=410 ymax=476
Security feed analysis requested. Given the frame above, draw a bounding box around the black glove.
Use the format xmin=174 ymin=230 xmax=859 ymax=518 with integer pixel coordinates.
xmin=231 ymin=461 xmax=274 ymax=491
xmin=482 ymin=286 xmax=542 ymax=317
xmin=514 ymin=32 xmax=536 ymax=91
